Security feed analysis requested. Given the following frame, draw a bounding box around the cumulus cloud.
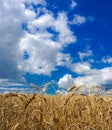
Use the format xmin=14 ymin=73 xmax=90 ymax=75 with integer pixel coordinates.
xmin=58 ymin=67 xmax=112 ymax=90
xmin=1 ymin=0 xmax=111 ymax=92
xmin=19 ymin=32 xmax=61 ymax=75
xmin=0 ymin=0 xmax=26 ymax=81
xmin=74 ymin=67 xmax=112 ymax=87
xmin=28 ymin=13 xmax=54 ymax=32
xmin=20 ymin=9 xmax=92 ymax=79
xmin=19 ymin=11 xmax=76 ymax=75
xmin=54 ymin=12 xmax=76 ymax=45
xmin=28 ymin=12 xmax=76 ymax=45
xmin=58 ymin=74 xmax=74 ymax=89
xmin=0 ymin=0 xmax=47 ymax=83
xmin=25 ymin=9 xmax=36 ymax=21
xmin=0 ymin=0 xmax=77 ymax=85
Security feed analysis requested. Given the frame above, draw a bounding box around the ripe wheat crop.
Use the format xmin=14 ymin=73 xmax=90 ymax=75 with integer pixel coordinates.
xmin=0 ymin=89 xmax=112 ymax=130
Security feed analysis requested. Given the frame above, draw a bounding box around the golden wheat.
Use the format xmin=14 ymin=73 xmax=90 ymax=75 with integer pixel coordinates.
xmin=0 ymin=85 xmax=112 ymax=130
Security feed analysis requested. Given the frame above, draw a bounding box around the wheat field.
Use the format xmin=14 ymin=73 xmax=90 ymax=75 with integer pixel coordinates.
xmin=0 ymin=92 xmax=112 ymax=130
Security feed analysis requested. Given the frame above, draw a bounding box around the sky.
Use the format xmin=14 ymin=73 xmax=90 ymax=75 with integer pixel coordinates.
xmin=0 ymin=0 xmax=112 ymax=94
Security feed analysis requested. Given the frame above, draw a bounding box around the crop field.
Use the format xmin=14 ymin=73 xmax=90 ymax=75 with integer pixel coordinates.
xmin=0 ymin=91 xmax=112 ymax=130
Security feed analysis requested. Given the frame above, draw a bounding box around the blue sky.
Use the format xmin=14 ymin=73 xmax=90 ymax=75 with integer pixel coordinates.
xmin=0 ymin=0 xmax=112 ymax=94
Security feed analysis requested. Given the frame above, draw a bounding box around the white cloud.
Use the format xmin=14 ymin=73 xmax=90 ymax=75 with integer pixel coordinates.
xmin=71 ymin=15 xmax=86 ymax=25
xmin=28 ymin=12 xmax=76 ymax=44
xmin=102 ymin=56 xmax=112 ymax=63
xmin=71 ymin=15 xmax=94 ymax=25
xmin=78 ymin=49 xmax=93 ymax=61
xmin=58 ymin=67 xmax=112 ymax=90
xmin=89 ymin=59 xmax=95 ymax=63
xmin=56 ymin=53 xmax=72 ymax=66
xmin=0 ymin=0 xmax=77 ymax=84
xmin=19 ymin=12 xmax=76 ymax=75
xmin=56 ymin=89 xmax=68 ymax=95
xmin=0 ymin=0 xmax=49 ymax=82
xmin=71 ymin=0 xmax=77 ymax=9
xmin=25 ymin=9 xmax=36 ymax=21
xmin=2 ymin=0 xmax=110 ymax=93
xmin=28 ymin=13 xmax=54 ymax=32
xmin=0 ymin=0 xmax=26 ymax=81
xmin=19 ymin=32 xmax=61 ymax=75
xmin=68 ymin=62 xmax=91 ymax=74
xmin=58 ymin=74 xmax=74 ymax=89
xmin=0 ymin=79 xmax=36 ymax=93
xmin=0 ymin=79 xmax=25 ymax=87
xmin=74 ymin=67 xmax=112 ymax=86
xmin=0 ymin=0 xmax=112 ymax=96
xmin=54 ymin=12 xmax=76 ymax=45
xmin=21 ymin=0 xmax=47 ymax=6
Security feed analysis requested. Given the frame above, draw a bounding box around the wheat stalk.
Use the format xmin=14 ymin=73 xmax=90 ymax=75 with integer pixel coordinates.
xmin=67 ymin=85 xmax=76 ymax=92
xmin=30 ymin=83 xmax=41 ymax=91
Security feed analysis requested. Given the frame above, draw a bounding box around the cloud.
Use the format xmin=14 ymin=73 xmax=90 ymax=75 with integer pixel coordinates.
xmin=71 ymin=0 xmax=77 ymax=9
xmin=0 ymin=79 xmax=36 ymax=93
xmin=19 ymin=32 xmax=60 ymax=75
xmin=102 ymin=56 xmax=112 ymax=63
xmin=78 ymin=48 xmax=93 ymax=61
xmin=21 ymin=0 xmax=47 ymax=6
xmin=71 ymin=15 xmax=86 ymax=25
xmin=25 ymin=9 xmax=36 ymax=21
xmin=74 ymin=67 xmax=112 ymax=86
xmin=68 ymin=62 xmax=91 ymax=74
xmin=54 ymin=12 xmax=76 ymax=45
xmin=58 ymin=74 xmax=74 ymax=89
xmin=2 ymin=0 xmax=110 ymax=93
xmin=58 ymin=67 xmax=112 ymax=90
xmin=0 ymin=0 xmax=26 ymax=81
xmin=27 ymin=12 xmax=76 ymax=44
xmin=19 ymin=12 xmax=76 ymax=75
xmin=56 ymin=53 xmax=72 ymax=66
xmin=0 ymin=79 xmax=25 ymax=87
xmin=0 ymin=0 xmax=77 ymax=84
xmin=0 ymin=0 xmax=48 ymax=82
xmin=28 ymin=13 xmax=54 ymax=32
